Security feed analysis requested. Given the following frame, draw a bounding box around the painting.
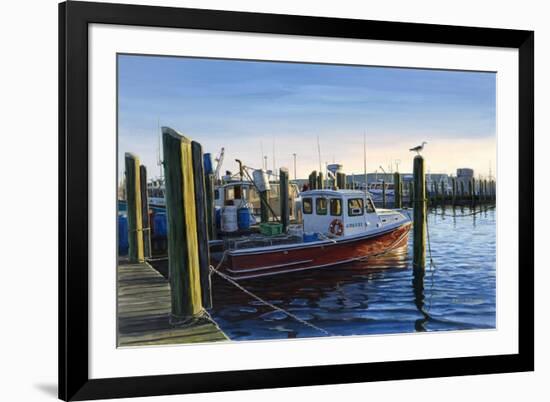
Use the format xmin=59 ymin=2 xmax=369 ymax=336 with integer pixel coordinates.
xmin=116 ymin=54 xmax=496 ymax=347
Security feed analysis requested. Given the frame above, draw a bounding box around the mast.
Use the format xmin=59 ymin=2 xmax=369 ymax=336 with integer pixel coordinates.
xmin=260 ymin=141 xmax=264 ymax=170
xmin=157 ymin=117 xmax=163 ymax=178
xmin=363 ymin=131 xmax=367 ymax=197
xmin=317 ymin=135 xmax=322 ymax=174
xmin=272 ymin=137 xmax=276 ymax=174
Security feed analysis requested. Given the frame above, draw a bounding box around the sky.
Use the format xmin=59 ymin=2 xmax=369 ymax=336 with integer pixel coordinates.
xmin=118 ymin=54 xmax=496 ymax=181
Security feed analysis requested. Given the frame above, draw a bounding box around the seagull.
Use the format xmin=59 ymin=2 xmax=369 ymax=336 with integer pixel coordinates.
xmin=409 ymin=141 xmax=427 ymax=155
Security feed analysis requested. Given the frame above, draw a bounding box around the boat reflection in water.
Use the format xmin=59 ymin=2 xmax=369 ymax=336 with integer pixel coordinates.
xmin=210 ymin=207 xmax=496 ymax=340
xmin=212 ymin=243 xmax=415 ymax=340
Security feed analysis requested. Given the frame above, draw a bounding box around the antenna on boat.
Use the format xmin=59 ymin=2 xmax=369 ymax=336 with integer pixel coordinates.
xmin=260 ymin=141 xmax=264 ymax=170
xmin=272 ymin=137 xmax=276 ymax=174
xmin=325 ymin=161 xmax=329 ymax=189
xmin=156 ymin=117 xmax=163 ymax=178
xmin=317 ymin=135 xmax=322 ymax=174
xmin=363 ymin=130 xmax=367 ymax=198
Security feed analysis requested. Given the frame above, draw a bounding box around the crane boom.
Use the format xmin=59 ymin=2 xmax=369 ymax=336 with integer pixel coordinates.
xmin=214 ymin=147 xmax=225 ymax=180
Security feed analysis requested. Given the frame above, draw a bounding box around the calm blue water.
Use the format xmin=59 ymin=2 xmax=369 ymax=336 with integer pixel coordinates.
xmin=210 ymin=205 xmax=496 ymax=340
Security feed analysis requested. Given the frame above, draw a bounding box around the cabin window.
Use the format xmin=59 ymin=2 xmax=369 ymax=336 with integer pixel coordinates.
xmin=234 ymin=185 xmax=242 ymax=200
xmin=316 ymin=197 xmax=328 ymax=215
xmin=366 ymin=198 xmax=376 ymax=213
xmin=330 ymin=198 xmax=342 ymax=216
xmin=348 ymin=198 xmax=364 ymax=216
xmin=302 ymin=198 xmax=313 ymax=214
xmin=214 ymin=189 xmax=220 ymax=200
xmin=225 ymin=187 xmax=234 ymax=201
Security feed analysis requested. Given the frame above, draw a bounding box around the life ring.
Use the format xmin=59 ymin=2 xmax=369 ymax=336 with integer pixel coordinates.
xmin=329 ymin=219 xmax=344 ymax=236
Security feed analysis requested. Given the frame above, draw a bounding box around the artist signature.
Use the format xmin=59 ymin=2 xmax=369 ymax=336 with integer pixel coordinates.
xmin=451 ymin=297 xmax=485 ymax=304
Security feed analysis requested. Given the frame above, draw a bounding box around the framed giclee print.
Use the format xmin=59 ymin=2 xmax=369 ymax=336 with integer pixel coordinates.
xmin=59 ymin=1 xmax=534 ymax=400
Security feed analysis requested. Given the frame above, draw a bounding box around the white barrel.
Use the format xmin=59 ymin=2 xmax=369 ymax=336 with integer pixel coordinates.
xmin=253 ymin=169 xmax=271 ymax=192
xmin=221 ymin=206 xmax=238 ymax=232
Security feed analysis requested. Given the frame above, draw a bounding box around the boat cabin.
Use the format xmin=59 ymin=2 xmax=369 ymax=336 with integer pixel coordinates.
xmin=300 ymin=189 xmax=406 ymax=237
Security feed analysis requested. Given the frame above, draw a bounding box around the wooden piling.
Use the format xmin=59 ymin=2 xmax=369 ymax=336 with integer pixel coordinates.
xmin=408 ymin=181 xmax=414 ymax=208
xmin=139 ymin=165 xmax=152 ymax=259
xmin=394 ymin=172 xmax=402 ymax=209
xmin=191 ymin=141 xmax=213 ymax=310
xmin=279 ymin=168 xmax=290 ymax=232
xmin=309 ymin=170 xmax=317 ymax=190
xmin=205 ymin=173 xmax=216 ymax=240
xmin=440 ymin=180 xmax=445 ymax=205
xmin=382 ymin=180 xmax=386 ymax=208
xmin=336 ymin=172 xmax=346 ymax=190
xmin=162 ymin=127 xmax=204 ymax=323
xmin=124 ymin=153 xmax=144 ymax=263
xmin=433 ymin=181 xmax=438 ymax=206
xmin=460 ymin=180 xmax=465 ymax=201
xmin=413 ymin=155 xmax=426 ymax=271
xmin=452 ymin=177 xmax=456 ymax=206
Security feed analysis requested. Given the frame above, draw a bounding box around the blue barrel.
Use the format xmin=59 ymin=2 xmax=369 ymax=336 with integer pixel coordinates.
xmin=303 ymin=232 xmax=319 ymax=242
xmin=203 ymin=153 xmax=213 ymax=175
xmin=237 ymin=207 xmax=251 ymax=230
xmin=118 ymin=214 xmax=129 ymax=255
xmin=153 ymin=212 xmax=167 ymax=238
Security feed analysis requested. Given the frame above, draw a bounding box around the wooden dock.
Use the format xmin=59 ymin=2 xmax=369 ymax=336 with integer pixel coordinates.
xmin=117 ymin=261 xmax=228 ymax=347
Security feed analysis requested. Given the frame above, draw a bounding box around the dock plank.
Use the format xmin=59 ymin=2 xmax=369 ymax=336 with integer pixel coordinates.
xmin=117 ymin=261 xmax=228 ymax=347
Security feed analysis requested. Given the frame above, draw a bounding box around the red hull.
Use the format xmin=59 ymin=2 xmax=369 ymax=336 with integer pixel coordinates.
xmin=223 ymin=222 xmax=411 ymax=280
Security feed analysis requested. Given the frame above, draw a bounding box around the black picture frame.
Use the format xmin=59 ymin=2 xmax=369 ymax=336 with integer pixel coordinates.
xmin=59 ymin=1 xmax=534 ymax=400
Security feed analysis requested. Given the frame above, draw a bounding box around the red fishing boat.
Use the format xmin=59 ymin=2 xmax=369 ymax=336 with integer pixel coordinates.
xmin=220 ymin=189 xmax=411 ymax=280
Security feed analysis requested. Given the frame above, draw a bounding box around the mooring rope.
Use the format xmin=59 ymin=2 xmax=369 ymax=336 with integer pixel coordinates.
xmin=209 ymin=252 xmax=333 ymax=336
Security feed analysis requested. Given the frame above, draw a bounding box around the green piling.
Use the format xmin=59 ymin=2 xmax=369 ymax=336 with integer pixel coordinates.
xmin=139 ymin=165 xmax=152 ymax=259
xmin=382 ymin=180 xmax=386 ymax=208
xmin=317 ymin=171 xmax=324 ymax=190
xmin=162 ymin=127 xmax=204 ymax=323
xmin=312 ymin=171 xmax=318 ymax=190
xmin=124 ymin=153 xmax=144 ymax=263
xmin=279 ymin=168 xmax=290 ymax=232
xmin=191 ymin=141 xmax=213 ymax=310
xmin=336 ymin=172 xmax=346 ymax=190
xmin=394 ymin=172 xmax=402 ymax=209
xmin=452 ymin=177 xmax=456 ymax=206
xmin=413 ymin=156 xmax=426 ymax=271
xmin=205 ymin=173 xmax=216 ymax=240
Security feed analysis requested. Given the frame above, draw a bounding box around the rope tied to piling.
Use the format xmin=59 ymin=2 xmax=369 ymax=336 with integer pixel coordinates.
xmin=209 ymin=252 xmax=333 ymax=336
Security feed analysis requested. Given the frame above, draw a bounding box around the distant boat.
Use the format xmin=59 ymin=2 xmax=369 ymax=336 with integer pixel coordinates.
xmin=367 ymin=180 xmax=395 ymax=202
xmin=220 ymin=189 xmax=411 ymax=280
